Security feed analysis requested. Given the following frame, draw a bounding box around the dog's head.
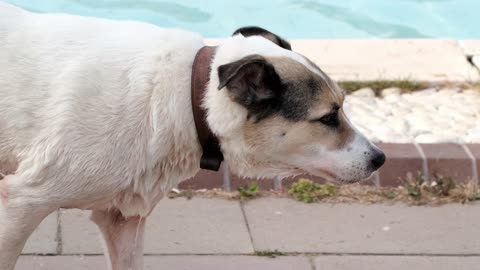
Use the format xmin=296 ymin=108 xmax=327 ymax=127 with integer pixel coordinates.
xmin=204 ymin=26 xmax=385 ymax=182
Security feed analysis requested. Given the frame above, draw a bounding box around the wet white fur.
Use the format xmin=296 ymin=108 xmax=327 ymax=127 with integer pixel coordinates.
xmin=0 ymin=3 xmax=206 ymax=269
xmin=0 ymin=2 xmax=204 ymax=217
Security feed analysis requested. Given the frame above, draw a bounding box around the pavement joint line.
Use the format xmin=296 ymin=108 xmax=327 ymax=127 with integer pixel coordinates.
xmin=239 ymin=201 xmax=255 ymax=251
xmin=280 ymin=253 xmax=480 ymax=257
xmin=461 ymin=143 xmax=479 ymax=184
xmin=21 ymin=253 xmax=480 ymax=257
xmin=307 ymin=256 xmax=317 ymax=270
xmin=413 ymin=142 xmax=429 ymax=183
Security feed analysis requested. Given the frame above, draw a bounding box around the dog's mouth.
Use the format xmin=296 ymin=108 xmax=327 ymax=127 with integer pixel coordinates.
xmin=300 ymin=166 xmax=372 ymax=184
xmin=304 ymin=168 xmax=341 ymax=183
xmin=290 ymin=164 xmax=338 ymax=182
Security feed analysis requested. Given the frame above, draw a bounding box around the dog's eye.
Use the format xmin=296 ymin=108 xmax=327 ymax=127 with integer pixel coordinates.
xmin=315 ymin=112 xmax=339 ymax=127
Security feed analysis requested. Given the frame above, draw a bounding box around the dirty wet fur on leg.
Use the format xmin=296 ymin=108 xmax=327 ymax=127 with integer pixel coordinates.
xmin=91 ymin=210 xmax=146 ymax=270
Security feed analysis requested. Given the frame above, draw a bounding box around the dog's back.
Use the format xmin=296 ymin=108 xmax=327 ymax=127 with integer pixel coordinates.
xmin=0 ymin=3 xmax=203 ymax=209
xmin=0 ymin=2 xmax=30 ymax=175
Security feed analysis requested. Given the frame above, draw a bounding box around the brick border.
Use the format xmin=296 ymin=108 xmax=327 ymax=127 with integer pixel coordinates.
xmin=178 ymin=143 xmax=480 ymax=190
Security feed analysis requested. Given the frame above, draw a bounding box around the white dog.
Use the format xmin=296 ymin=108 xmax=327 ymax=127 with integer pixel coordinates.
xmin=0 ymin=2 xmax=385 ymax=270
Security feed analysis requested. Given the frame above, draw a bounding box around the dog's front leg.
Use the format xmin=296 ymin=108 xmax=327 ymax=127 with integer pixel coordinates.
xmin=91 ymin=210 xmax=146 ymax=270
xmin=0 ymin=175 xmax=56 ymax=270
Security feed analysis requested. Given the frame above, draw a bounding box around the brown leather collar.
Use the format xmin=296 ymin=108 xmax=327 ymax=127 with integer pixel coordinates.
xmin=191 ymin=46 xmax=224 ymax=171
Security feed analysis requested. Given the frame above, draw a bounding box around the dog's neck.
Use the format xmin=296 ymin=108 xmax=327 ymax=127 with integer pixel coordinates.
xmin=191 ymin=46 xmax=224 ymax=171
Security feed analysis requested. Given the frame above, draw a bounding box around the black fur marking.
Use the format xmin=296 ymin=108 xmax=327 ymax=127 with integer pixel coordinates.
xmin=232 ymin=26 xmax=292 ymax=50
xmin=218 ymin=55 xmax=319 ymax=122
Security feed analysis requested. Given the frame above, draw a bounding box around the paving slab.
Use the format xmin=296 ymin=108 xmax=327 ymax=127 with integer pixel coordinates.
xmin=16 ymin=255 xmax=312 ymax=270
xmin=315 ymin=255 xmax=480 ymax=270
xmin=60 ymin=209 xmax=104 ymax=254
xmin=145 ymin=197 xmax=253 ymax=254
xmin=60 ymin=198 xmax=253 ymax=255
xmin=22 ymin=211 xmax=59 ymax=254
xmin=16 ymin=256 xmax=104 ymax=270
xmin=244 ymin=198 xmax=480 ymax=254
xmin=205 ymin=39 xmax=479 ymax=81
xmin=145 ymin=255 xmax=312 ymax=270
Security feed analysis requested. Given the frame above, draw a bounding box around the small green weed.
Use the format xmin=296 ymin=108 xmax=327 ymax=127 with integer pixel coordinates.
xmin=288 ymin=179 xmax=338 ymax=203
xmin=399 ymin=172 xmax=472 ymax=205
xmin=404 ymin=172 xmax=425 ymax=199
xmin=237 ymin=182 xmax=260 ymax=198
xmin=428 ymin=175 xmax=456 ymax=197
xmin=254 ymin=250 xmax=286 ymax=258
xmin=382 ymin=189 xmax=398 ymax=199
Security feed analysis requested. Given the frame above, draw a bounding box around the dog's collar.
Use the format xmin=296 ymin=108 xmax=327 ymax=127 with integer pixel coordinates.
xmin=191 ymin=46 xmax=224 ymax=171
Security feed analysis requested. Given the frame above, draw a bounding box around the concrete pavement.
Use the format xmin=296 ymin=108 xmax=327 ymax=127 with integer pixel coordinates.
xmin=16 ymin=256 xmax=313 ymax=270
xmin=244 ymin=198 xmax=480 ymax=254
xmin=16 ymin=255 xmax=480 ymax=270
xmin=18 ymin=197 xmax=480 ymax=269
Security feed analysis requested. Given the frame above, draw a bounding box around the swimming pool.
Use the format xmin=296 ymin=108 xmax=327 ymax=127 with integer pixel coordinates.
xmin=4 ymin=0 xmax=479 ymax=39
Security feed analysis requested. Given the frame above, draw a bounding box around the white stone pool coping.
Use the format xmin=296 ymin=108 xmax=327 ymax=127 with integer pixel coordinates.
xmin=461 ymin=40 xmax=480 ymax=56
xmin=205 ymin=39 xmax=480 ymax=82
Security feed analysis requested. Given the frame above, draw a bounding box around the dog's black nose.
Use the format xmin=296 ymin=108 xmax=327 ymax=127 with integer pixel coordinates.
xmin=370 ymin=151 xmax=386 ymax=170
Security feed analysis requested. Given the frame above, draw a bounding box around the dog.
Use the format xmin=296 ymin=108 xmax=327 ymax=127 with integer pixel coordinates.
xmin=0 ymin=2 xmax=385 ymax=270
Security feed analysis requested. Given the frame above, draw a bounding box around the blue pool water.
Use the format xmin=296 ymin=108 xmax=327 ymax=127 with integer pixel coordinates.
xmin=4 ymin=0 xmax=480 ymax=39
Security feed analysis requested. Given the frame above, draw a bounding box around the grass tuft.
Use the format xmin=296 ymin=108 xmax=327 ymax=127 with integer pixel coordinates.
xmin=338 ymin=80 xmax=480 ymax=95
xmin=338 ymin=80 xmax=430 ymax=94
xmin=404 ymin=172 xmax=425 ymax=199
xmin=169 ymin=174 xmax=480 ymax=206
xmin=288 ymin=179 xmax=338 ymax=203
xmin=237 ymin=182 xmax=260 ymax=198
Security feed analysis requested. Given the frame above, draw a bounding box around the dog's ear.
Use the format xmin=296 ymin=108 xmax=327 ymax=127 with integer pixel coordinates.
xmin=232 ymin=26 xmax=292 ymax=50
xmin=217 ymin=55 xmax=282 ymax=107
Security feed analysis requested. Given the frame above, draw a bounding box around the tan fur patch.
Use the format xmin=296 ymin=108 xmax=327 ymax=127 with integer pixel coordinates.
xmin=242 ymin=56 xmax=353 ymax=151
xmin=243 ymin=108 xmax=354 ymax=162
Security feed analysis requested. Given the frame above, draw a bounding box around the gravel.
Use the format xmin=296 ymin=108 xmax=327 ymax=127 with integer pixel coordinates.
xmin=344 ymin=88 xmax=480 ymax=143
